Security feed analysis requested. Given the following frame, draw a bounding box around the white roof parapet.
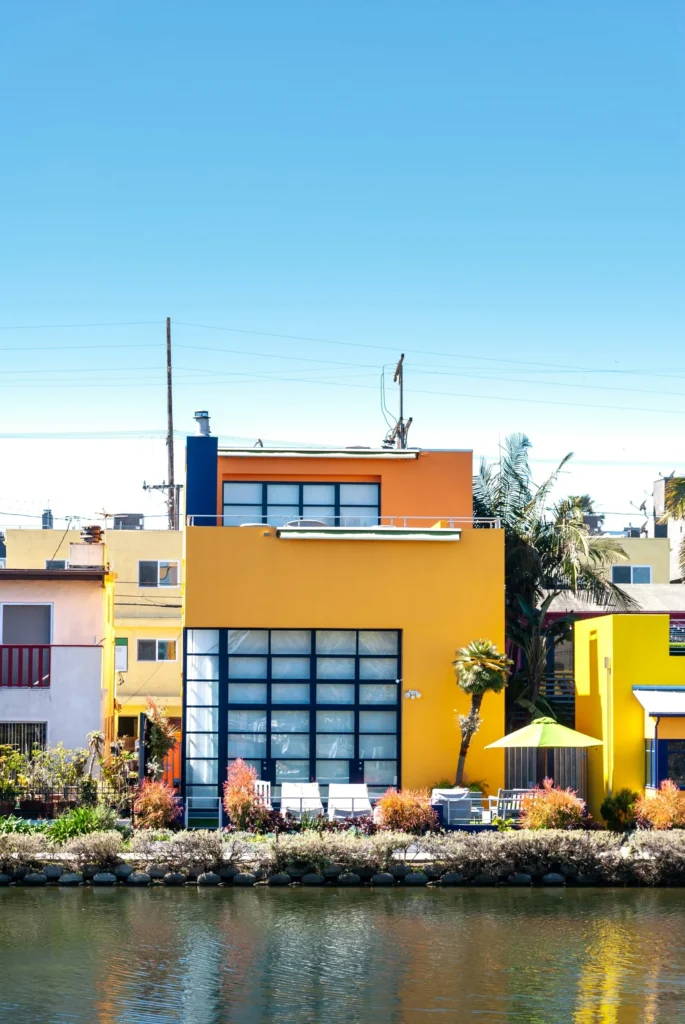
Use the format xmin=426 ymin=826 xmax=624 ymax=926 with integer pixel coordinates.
xmin=633 ymin=687 xmax=685 ymax=716
xmin=276 ymin=526 xmax=461 ymax=541
xmin=217 ymin=447 xmax=420 ymax=459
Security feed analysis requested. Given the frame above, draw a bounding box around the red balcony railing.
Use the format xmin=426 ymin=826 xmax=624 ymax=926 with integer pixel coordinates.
xmin=0 ymin=645 xmax=51 ymax=688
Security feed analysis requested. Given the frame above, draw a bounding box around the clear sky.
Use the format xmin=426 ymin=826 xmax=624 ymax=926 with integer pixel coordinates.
xmin=1 ymin=2 xmax=683 ymax=531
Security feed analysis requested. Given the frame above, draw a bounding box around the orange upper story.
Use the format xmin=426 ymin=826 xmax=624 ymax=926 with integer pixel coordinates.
xmin=215 ymin=449 xmax=474 ymax=523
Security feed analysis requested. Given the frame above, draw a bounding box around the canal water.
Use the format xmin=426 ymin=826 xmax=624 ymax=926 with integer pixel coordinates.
xmin=1 ymin=886 xmax=684 ymax=1022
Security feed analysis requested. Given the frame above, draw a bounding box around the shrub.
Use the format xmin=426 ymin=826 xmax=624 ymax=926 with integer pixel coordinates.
xmin=0 ymin=815 xmax=50 ymax=835
xmin=47 ymin=805 xmax=117 ymax=845
xmin=0 ymin=833 xmax=48 ymax=872
xmin=145 ymin=698 xmax=177 ymax=779
xmin=600 ymin=789 xmax=639 ymax=832
xmin=62 ymin=830 xmax=123 ymax=871
xmin=375 ymin=789 xmax=438 ymax=834
xmin=165 ymin=830 xmax=227 ymax=873
xmin=635 ymin=780 xmax=685 ymax=830
xmin=133 ymin=780 xmax=181 ymax=829
xmin=519 ymin=778 xmax=585 ymax=830
xmin=630 ymin=831 xmax=685 ymax=885
xmin=263 ymin=831 xmax=415 ymax=876
xmin=223 ymin=759 xmax=269 ymax=832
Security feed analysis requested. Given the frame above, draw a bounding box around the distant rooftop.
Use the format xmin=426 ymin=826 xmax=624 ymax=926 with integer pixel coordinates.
xmin=217 ymin=446 xmax=470 ymax=458
xmin=547 ymin=584 xmax=685 ymax=615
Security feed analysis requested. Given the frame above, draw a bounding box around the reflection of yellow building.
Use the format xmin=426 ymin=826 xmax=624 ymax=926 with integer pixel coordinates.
xmin=575 ymin=614 xmax=685 ymax=819
xmin=5 ymin=528 xmax=182 ymax=739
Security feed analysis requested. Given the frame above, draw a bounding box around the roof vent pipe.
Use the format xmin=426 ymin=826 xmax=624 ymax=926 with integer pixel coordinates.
xmin=194 ymin=410 xmax=211 ymax=437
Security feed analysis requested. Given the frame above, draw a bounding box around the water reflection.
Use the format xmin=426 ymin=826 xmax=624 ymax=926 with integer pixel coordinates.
xmin=2 ymin=887 xmax=685 ymax=1023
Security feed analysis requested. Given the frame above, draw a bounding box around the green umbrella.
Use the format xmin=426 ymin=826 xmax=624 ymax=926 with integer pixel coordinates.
xmin=485 ymin=717 xmax=602 ymax=749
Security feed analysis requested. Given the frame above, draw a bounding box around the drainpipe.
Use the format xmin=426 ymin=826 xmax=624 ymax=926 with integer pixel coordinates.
xmin=654 ymin=715 xmax=660 ymax=786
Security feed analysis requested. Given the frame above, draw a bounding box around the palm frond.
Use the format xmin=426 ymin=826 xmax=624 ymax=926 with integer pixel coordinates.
xmin=664 ymin=478 xmax=685 ymax=521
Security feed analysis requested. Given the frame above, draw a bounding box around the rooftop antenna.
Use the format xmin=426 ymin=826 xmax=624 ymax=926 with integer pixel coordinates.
xmin=381 ymin=354 xmax=412 ymax=449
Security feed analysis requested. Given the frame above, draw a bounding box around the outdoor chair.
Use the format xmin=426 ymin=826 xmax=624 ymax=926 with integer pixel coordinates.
xmin=488 ymin=788 xmax=531 ymax=821
xmin=327 ymin=783 xmax=372 ymax=820
xmin=431 ymin=788 xmax=485 ymax=826
xmin=280 ymin=782 xmax=324 ymax=820
xmin=253 ymin=779 xmax=272 ymax=809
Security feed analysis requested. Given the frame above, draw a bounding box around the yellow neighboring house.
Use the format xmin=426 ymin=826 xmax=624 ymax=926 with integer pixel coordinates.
xmin=4 ymin=527 xmax=182 ymax=743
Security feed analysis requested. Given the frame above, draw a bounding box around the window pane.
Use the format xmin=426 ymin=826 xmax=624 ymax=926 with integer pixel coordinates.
xmin=667 ymin=741 xmax=685 ymax=787
xmin=360 ymin=658 xmax=397 ymax=680
xmin=633 ymin=566 xmax=651 ymax=584
xmin=137 ymin=640 xmax=157 ymax=662
xmin=611 ymin=565 xmax=631 ymax=584
xmin=187 ymin=678 xmax=219 ymax=706
xmin=186 ymin=734 xmax=218 ymax=758
xmin=267 ymin=483 xmax=300 ymax=504
xmin=340 ymin=510 xmax=379 ymax=527
xmin=187 ymin=759 xmax=218 ymax=785
xmin=360 ymin=711 xmax=397 ymax=733
xmin=302 ymin=507 xmax=335 ymax=525
xmin=270 ymin=630 xmax=311 ymax=654
xmin=272 ymin=683 xmax=310 ymax=704
xmin=316 ymin=733 xmax=354 ymax=758
xmin=316 ymin=630 xmax=356 ymax=654
xmin=316 ymin=683 xmax=355 ymax=705
xmin=358 ymin=631 xmax=398 ymax=655
xmin=317 ymin=657 xmax=355 ymax=679
xmin=227 ymin=710 xmax=267 ymax=733
xmin=271 ymin=657 xmax=311 ymax=679
xmin=339 ymin=484 xmax=378 ymax=505
xmin=186 ymin=706 xmax=218 ymax=732
xmin=316 ymin=760 xmax=350 ymax=784
xmin=223 ymin=506 xmax=263 ymax=526
xmin=275 ymin=760 xmax=309 ymax=781
xmin=227 ymin=734 xmax=267 ymax=758
xmin=229 ymin=656 xmax=267 ymax=678
xmin=364 ymin=760 xmax=397 ymax=786
xmin=316 ymin=710 xmax=354 ymax=733
xmin=303 ymin=484 xmax=335 ymax=504
xmin=228 ymin=683 xmax=267 ymax=704
xmin=271 ymin=734 xmax=310 ymax=757
xmin=226 ymin=629 xmax=268 ymax=654
xmin=159 ymin=562 xmax=179 ymax=586
xmin=227 ymin=759 xmax=262 ymax=777
xmin=187 ymin=629 xmax=219 ymax=655
xmin=359 ymin=734 xmax=397 ymax=758
xmin=224 ymin=482 xmax=263 ymax=503
xmin=186 ymin=785 xmax=219 ymax=803
xmin=359 ymin=684 xmax=397 ymax=705
xmin=266 ymin=506 xmax=300 ymax=526
xmin=138 ymin=561 xmax=158 ymax=587
xmin=157 ymin=640 xmax=177 ymax=661
xmin=186 ymin=654 xmax=219 ymax=681
xmin=271 ymin=711 xmax=309 ymax=732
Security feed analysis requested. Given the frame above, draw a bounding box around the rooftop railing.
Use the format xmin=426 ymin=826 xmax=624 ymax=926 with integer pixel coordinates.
xmin=187 ymin=514 xmax=502 ymax=528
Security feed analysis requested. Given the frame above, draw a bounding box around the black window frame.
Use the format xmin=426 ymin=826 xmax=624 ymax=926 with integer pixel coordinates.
xmin=221 ymin=481 xmax=381 ymax=527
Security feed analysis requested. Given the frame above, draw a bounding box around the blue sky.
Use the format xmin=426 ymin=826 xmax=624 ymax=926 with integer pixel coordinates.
xmin=1 ymin=2 xmax=683 ymax=529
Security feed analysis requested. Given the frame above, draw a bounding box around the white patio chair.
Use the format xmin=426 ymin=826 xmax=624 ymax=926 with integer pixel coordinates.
xmin=431 ymin=788 xmax=484 ymax=826
xmin=280 ymin=782 xmax=323 ymax=820
xmin=327 ymin=783 xmax=372 ymax=820
xmin=253 ymin=780 xmax=272 ymax=809
xmin=494 ymin=788 xmax=531 ymax=821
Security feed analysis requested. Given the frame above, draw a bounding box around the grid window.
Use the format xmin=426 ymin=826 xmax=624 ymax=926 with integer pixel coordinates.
xmin=184 ymin=629 xmax=220 ymax=817
xmin=138 ymin=560 xmax=180 ymax=587
xmin=222 ymin=482 xmax=380 ymax=527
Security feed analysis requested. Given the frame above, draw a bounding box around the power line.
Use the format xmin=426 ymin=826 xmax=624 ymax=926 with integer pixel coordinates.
xmin=0 ymin=320 xmax=162 ymax=330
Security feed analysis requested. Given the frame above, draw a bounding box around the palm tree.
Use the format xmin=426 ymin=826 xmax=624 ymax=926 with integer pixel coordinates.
xmin=473 ymin=434 xmax=634 ymax=724
xmin=662 ymin=477 xmax=685 ymax=580
xmin=453 ymin=639 xmax=512 ymax=785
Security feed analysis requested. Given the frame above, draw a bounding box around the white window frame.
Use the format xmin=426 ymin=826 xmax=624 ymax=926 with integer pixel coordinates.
xmin=137 ymin=638 xmax=178 ymax=663
xmin=138 ymin=560 xmax=180 ymax=588
xmin=611 ymin=564 xmax=653 ymax=584
xmin=0 ymin=602 xmax=54 ymax=644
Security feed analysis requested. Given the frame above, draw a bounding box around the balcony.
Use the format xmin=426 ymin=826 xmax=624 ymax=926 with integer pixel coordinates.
xmin=0 ymin=645 xmax=51 ymax=688
xmin=187 ymin=515 xmax=501 ymax=539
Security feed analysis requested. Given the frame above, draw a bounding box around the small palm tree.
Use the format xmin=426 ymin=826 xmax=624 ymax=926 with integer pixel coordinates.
xmin=453 ymin=639 xmax=512 ymax=786
xmin=662 ymin=477 xmax=685 ymax=580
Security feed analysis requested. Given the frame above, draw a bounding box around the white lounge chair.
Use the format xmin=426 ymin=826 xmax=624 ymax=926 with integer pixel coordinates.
xmin=280 ymin=782 xmax=323 ymax=820
xmin=327 ymin=783 xmax=372 ymax=820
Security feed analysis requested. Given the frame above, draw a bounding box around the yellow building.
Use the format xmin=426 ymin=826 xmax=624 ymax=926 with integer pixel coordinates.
xmin=4 ymin=527 xmax=182 ymax=741
xmin=182 ymin=422 xmax=505 ymax=824
xmin=575 ymin=614 xmax=685 ymax=819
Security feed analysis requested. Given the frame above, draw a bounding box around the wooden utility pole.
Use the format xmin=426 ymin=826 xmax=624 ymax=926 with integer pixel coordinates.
xmin=166 ymin=317 xmax=176 ymax=529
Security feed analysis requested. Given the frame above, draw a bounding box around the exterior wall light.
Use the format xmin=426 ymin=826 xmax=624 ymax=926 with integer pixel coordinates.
xmin=403 ymin=690 xmax=422 ymax=700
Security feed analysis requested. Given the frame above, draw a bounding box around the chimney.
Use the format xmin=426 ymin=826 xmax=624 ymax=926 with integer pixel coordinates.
xmin=41 ymin=509 xmax=54 ymax=530
xmin=194 ymin=410 xmax=211 ymax=436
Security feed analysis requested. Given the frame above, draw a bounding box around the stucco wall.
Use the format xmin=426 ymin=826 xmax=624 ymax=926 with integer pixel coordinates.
xmin=0 ymin=578 xmax=105 ymax=644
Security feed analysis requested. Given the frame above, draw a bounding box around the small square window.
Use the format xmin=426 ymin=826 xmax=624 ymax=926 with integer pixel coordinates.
xmin=138 ymin=561 xmax=159 ymax=587
xmin=158 ymin=562 xmax=179 ymax=587
xmin=137 ymin=639 xmax=157 ymax=662
xmin=611 ymin=565 xmax=632 ymax=584
xmin=632 ymin=566 xmax=652 ymax=584
xmin=157 ymin=640 xmax=177 ymax=661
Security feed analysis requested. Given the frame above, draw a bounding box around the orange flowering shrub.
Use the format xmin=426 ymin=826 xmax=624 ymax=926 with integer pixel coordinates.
xmin=636 ymin=780 xmax=685 ymax=830
xmin=223 ymin=758 xmax=269 ymax=831
xmin=375 ymin=788 xmax=438 ymax=834
xmin=133 ymin=779 xmax=181 ymax=829
xmin=519 ymin=778 xmax=585 ymax=830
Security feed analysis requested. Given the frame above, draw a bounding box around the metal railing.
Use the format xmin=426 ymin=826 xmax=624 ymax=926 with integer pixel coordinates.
xmin=187 ymin=514 xmax=501 ymax=528
xmin=0 ymin=645 xmax=51 ymax=688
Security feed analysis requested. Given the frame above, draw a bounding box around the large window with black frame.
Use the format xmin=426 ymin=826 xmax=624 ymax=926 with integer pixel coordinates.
xmin=221 ymin=482 xmax=380 ymax=527
xmin=184 ymin=628 xmax=400 ymax=816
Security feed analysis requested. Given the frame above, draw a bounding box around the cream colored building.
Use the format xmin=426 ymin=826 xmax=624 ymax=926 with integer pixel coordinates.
xmin=4 ymin=528 xmax=182 ymax=738
xmin=605 ymin=536 xmax=671 ymax=585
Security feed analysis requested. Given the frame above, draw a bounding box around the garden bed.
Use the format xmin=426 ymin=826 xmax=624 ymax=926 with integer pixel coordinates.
xmin=4 ymin=829 xmax=685 ymax=888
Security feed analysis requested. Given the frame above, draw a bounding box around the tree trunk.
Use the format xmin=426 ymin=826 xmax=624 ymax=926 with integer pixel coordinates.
xmin=455 ymin=693 xmax=484 ymax=786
